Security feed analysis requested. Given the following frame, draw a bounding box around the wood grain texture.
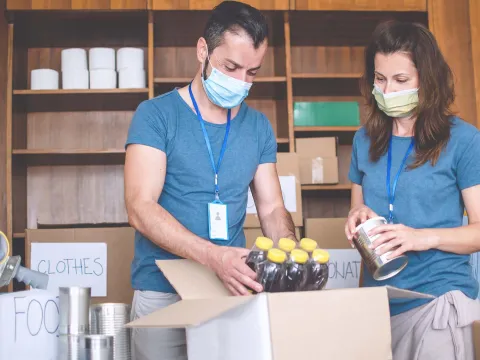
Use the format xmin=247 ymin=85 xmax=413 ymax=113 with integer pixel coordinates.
xmin=284 ymin=11 xmax=294 ymax=152
xmin=27 ymin=165 xmax=127 ymax=227
xmin=294 ymin=0 xmax=426 ymax=11
xmin=428 ymin=0 xmax=478 ymax=125
xmin=0 ymin=0 xmax=7 ymax=236
xmin=8 ymin=0 xmax=147 ymax=9
xmin=6 ymin=24 xmax=13 ymax=242
xmin=148 ymin=11 xmax=154 ymax=99
xmin=470 ymin=0 xmax=480 ymax=128
xmin=152 ymin=0 xmax=288 ymax=10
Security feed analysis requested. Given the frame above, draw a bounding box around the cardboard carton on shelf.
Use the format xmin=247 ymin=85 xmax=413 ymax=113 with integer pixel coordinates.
xmin=296 ymin=137 xmax=339 ymax=185
xmin=127 ymin=259 xmax=435 ymax=360
xmin=245 ymin=152 xmax=303 ymax=228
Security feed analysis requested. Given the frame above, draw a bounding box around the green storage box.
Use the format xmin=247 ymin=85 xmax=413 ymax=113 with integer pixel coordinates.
xmin=293 ymin=101 xmax=361 ymax=127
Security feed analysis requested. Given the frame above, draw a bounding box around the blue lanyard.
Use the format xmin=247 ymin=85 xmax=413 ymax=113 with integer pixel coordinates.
xmin=188 ymin=83 xmax=231 ymax=200
xmin=386 ymin=136 xmax=414 ymax=223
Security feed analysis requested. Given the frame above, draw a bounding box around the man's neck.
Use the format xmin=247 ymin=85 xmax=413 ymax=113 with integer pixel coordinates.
xmin=184 ymin=73 xmax=239 ymax=125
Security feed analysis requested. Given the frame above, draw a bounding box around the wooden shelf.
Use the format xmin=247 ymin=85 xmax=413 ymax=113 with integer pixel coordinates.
xmin=12 ymin=149 xmax=126 ymax=166
xmin=302 ymin=184 xmax=352 ymax=191
xmin=13 ymin=88 xmax=149 ymax=95
xmin=295 ymin=126 xmax=361 ymax=132
xmin=13 ymin=233 xmax=25 ymax=239
xmin=292 ymin=73 xmax=363 ymax=79
xmin=154 ymin=77 xmax=286 ymax=84
xmin=276 ymin=138 xmax=289 ymax=144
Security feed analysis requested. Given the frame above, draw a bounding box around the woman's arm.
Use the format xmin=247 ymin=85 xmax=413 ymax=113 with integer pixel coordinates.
xmin=370 ymin=184 xmax=480 ymax=257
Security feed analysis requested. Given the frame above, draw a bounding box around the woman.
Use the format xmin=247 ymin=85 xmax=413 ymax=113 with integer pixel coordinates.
xmin=346 ymin=20 xmax=480 ymax=359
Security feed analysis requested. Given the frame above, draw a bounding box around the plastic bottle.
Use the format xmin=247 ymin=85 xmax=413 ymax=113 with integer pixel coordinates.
xmin=245 ymin=236 xmax=274 ymax=273
xmin=283 ymin=249 xmax=309 ymax=292
xmin=306 ymin=249 xmax=330 ymax=291
xmin=299 ymin=238 xmax=318 ymax=257
xmin=278 ymin=238 xmax=296 ymax=258
xmin=257 ymin=248 xmax=287 ymax=293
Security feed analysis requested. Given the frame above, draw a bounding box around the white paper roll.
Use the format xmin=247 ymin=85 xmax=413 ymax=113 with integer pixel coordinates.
xmin=61 ymin=48 xmax=87 ymax=72
xmin=119 ymin=68 xmax=146 ymax=89
xmin=117 ymin=48 xmax=144 ymax=71
xmin=89 ymin=69 xmax=117 ymax=89
xmin=62 ymin=69 xmax=89 ymax=90
xmin=31 ymin=69 xmax=59 ymax=90
xmin=89 ymin=48 xmax=115 ymax=70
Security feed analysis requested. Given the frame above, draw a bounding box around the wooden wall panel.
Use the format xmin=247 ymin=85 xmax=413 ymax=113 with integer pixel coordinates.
xmin=470 ymin=0 xmax=480 ymax=127
xmin=7 ymin=0 xmax=147 ymax=9
xmin=152 ymin=0 xmax=288 ymax=10
xmin=27 ymin=165 xmax=127 ymax=228
xmin=294 ymin=0 xmax=426 ymax=11
xmin=428 ymin=0 xmax=478 ymax=125
xmin=0 ymin=0 xmax=7 ymax=234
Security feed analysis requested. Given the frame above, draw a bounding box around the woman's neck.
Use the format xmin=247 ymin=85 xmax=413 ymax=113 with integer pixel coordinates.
xmin=392 ymin=116 xmax=416 ymax=137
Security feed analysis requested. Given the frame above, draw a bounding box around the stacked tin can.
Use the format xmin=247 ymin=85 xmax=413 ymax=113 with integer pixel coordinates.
xmin=58 ymin=287 xmax=114 ymax=360
xmin=90 ymin=303 xmax=132 ymax=360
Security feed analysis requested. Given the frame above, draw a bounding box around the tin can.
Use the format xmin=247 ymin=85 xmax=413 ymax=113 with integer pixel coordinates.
xmin=59 ymin=287 xmax=91 ymax=335
xmin=354 ymin=217 xmax=408 ymax=281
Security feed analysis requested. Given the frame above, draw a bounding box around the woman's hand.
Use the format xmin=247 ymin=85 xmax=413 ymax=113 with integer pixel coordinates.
xmin=368 ymin=224 xmax=438 ymax=258
xmin=345 ymin=205 xmax=379 ymax=246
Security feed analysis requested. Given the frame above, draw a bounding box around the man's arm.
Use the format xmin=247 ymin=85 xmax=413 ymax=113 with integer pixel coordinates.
xmin=124 ymin=144 xmax=261 ymax=295
xmin=250 ymin=163 xmax=297 ymax=243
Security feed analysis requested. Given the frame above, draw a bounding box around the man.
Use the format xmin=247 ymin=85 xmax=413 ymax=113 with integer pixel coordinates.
xmin=124 ymin=1 xmax=297 ymax=359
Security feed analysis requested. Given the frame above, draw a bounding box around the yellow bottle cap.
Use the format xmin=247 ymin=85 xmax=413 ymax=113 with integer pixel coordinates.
xmin=255 ymin=237 xmax=274 ymax=251
xmin=312 ymin=249 xmax=330 ymax=264
xmin=300 ymin=238 xmax=318 ymax=253
xmin=278 ymin=238 xmax=296 ymax=253
xmin=267 ymin=248 xmax=287 ymax=264
xmin=290 ymin=249 xmax=308 ymax=264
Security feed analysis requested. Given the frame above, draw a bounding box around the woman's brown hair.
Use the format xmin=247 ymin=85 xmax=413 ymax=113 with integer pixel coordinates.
xmin=360 ymin=20 xmax=455 ymax=168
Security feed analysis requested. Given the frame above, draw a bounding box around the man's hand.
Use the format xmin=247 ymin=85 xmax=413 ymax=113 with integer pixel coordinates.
xmin=207 ymin=246 xmax=263 ymax=296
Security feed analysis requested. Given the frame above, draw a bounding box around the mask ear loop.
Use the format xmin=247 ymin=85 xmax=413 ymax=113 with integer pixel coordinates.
xmin=202 ymin=44 xmax=212 ymax=80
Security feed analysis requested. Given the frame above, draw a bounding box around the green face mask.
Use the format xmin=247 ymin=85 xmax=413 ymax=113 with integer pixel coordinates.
xmin=372 ymin=84 xmax=419 ymax=118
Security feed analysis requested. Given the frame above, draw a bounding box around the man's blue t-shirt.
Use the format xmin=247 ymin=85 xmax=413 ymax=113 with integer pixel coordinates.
xmin=125 ymin=89 xmax=277 ymax=293
xmin=349 ymin=117 xmax=480 ymax=316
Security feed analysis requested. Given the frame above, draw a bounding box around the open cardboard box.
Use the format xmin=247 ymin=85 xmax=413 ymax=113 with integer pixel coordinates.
xmin=127 ymin=259 xmax=435 ymax=360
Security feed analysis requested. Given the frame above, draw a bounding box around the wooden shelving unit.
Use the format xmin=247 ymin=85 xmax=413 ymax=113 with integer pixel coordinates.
xmin=9 ymin=1 xmax=470 ymax=294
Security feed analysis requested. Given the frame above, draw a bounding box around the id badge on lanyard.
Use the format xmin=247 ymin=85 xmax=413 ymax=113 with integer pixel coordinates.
xmin=386 ymin=136 xmax=414 ymax=224
xmin=189 ymin=84 xmax=230 ymax=241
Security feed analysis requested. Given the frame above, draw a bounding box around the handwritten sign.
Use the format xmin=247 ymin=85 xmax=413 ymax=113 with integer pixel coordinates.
xmin=0 ymin=290 xmax=59 ymax=360
xmin=247 ymin=175 xmax=297 ymax=214
xmin=30 ymin=242 xmax=107 ymax=297
xmin=324 ymin=249 xmax=362 ymax=290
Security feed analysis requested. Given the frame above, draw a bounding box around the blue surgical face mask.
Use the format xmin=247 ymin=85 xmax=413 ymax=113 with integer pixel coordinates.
xmin=201 ymin=51 xmax=253 ymax=109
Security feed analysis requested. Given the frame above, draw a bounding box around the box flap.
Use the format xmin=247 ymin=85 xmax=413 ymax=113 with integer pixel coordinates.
xmin=386 ymin=286 xmax=436 ymax=299
xmin=126 ymin=296 xmax=253 ymax=329
xmin=156 ymin=259 xmax=230 ymax=300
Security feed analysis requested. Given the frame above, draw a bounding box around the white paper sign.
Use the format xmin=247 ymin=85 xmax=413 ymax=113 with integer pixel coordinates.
xmin=30 ymin=242 xmax=107 ymax=297
xmin=0 ymin=290 xmax=59 ymax=360
xmin=247 ymin=175 xmax=297 ymax=214
xmin=324 ymin=249 xmax=362 ymax=290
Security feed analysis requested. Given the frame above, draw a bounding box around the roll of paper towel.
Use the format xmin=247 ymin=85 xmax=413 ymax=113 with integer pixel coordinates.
xmin=119 ymin=68 xmax=146 ymax=89
xmin=89 ymin=48 xmax=115 ymax=70
xmin=90 ymin=69 xmax=117 ymax=89
xmin=61 ymin=48 xmax=87 ymax=72
xmin=117 ymin=48 xmax=144 ymax=71
xmin=31 ymin=69 xmax=59 ymax=90
xmin=62 ymin=69 xmax=89 ymax=90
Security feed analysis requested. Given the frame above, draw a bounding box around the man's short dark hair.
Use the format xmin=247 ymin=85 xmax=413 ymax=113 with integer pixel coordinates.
xmin=203 ymin=1 xmax=269 ymax=54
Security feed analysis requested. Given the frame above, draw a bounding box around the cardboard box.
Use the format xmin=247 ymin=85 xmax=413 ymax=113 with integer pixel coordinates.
xmin=296 ymin=138 xmax=339 ymax=185
xmin=244 ymin=227 xmax=302 ymax=249
xmin=245 ymin=153 xmax=303 ymax=227
xmin=306 ymin=218 xmax=362 ymax=289
xmin=128 ymin=259 xmax=435 ymax=360
xmin=25 ymin=227 xmax=135 ymax=304
xmin=474 ymin=321 xmax=480 ymax=360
